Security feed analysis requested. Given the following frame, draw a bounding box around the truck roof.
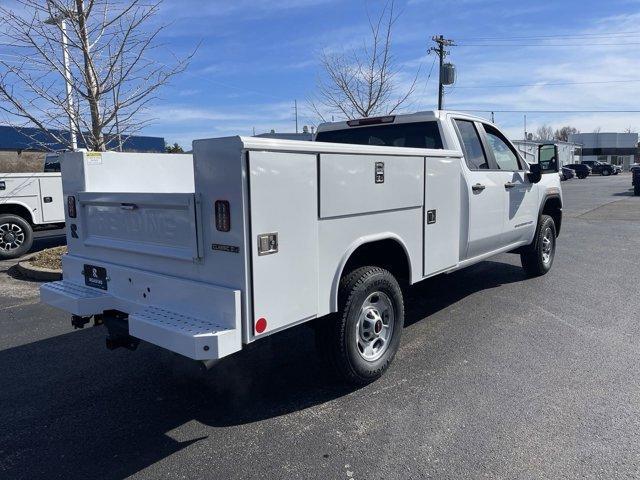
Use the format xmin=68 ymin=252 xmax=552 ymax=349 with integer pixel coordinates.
xmin=316 ymin=110 xmax=490 ymax=133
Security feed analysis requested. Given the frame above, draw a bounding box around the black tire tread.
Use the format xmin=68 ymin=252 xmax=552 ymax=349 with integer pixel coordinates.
xmin=317 ymin=266 xmax=403 ymax=386
xmin=0 ymin=214 xmax=33 ymax=260
xmin=520 ymin=215 xmax=555 ymax=277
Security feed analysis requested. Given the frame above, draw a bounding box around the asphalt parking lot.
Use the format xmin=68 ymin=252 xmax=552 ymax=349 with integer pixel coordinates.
xmin=1 ymin=174 xmax=639 ymax=480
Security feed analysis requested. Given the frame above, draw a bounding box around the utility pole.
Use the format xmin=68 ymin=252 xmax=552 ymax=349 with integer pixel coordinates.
xmin=491 ymin=111 xmax=495 ymax=123
xmin=428 ymin=35 xmax=455 ymax=110
xmin=44 ymin=12 xmax=77 ymax=151
xmin=294 ymin=100 xmax=299 ymax=133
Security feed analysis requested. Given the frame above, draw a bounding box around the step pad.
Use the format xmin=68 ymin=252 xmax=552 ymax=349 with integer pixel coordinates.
xmin=40 ymin=280 xmax=113 ymax=316
xmin=129 ymin=306 xmax=240 ymax=360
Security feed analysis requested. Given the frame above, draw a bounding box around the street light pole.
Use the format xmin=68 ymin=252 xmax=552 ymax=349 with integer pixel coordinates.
xmin=45 ymin=13 xmax=77 ymax=151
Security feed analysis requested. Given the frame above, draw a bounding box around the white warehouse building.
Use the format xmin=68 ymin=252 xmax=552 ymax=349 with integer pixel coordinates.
xmin=568 ymin=132 xmax=639 ymax=171
xmin=512 ymin=140 xmax=580 ymax=167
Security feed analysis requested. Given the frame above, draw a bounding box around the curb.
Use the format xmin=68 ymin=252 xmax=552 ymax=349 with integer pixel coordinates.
xmin=16 ymin=253 xmax=62 ymax=282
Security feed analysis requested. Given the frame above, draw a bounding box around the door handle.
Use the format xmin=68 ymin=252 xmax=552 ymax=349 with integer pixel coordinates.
xmin=472 ymin=183 xmax=485 ymax=192
xmin=504 ymin=181 xmax=516 ymax=189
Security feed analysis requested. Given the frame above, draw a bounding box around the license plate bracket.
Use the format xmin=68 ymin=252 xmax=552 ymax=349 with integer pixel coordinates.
xmin=83 ymin=264 xmax=108 ymax=290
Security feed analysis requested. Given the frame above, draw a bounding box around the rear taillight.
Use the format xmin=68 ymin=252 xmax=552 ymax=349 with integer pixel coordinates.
xmin=67 ymin=195 xmax=77 ymax=218
xmin=215 ymin=200 xmax=230 ymax=232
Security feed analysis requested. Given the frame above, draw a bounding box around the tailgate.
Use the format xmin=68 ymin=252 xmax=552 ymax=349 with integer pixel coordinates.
xmin=77 ymin=192 xmax=203 ymax=261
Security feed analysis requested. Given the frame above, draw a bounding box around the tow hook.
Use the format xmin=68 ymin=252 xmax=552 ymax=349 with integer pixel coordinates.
xmin=71 ymin=315 xmax=91 ymax=329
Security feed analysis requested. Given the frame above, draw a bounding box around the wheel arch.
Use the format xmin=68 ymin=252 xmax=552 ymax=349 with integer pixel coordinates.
xmin=330 ymin=233 xmax=412 ymax=312
xmin=0 ymin=202 xmax=35 ymax=225
xmin=540 ymin=193 xmax=562 ymax=237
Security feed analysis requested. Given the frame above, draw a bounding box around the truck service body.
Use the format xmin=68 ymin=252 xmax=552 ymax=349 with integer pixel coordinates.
xmin=41 ymin=111 xmax=562 ymax=384
xmin=0 ymin=172 xmax=65 ymax=259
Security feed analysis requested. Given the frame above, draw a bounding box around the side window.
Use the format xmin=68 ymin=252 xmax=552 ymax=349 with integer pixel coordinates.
xmin=483 ymin=125 xmax=521 ymax=171
xmin=454 ymin=119 xmax=488 ymax=170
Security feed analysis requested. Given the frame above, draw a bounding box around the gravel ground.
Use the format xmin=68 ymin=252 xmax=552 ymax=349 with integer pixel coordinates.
xmin=0 ymin=175 xmax=639 ymax=480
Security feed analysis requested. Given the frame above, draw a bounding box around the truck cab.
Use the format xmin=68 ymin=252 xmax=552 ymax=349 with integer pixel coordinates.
xmin=316 ymin=111 xmax=563 ymax=255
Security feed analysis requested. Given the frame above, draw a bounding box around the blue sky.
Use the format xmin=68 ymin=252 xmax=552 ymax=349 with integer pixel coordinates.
xmin=146 ymin=0 xmax=640 ymax=147
xmin=5 ymin=0 xmax=638 ymax=147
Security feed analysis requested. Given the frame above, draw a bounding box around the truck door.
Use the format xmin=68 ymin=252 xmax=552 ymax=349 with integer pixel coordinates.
xmin=453 ymin=119 xmax=505 ymax=259
xmin=38 ymin=176 xmax=64 ymax=223
xmin=478 ymin=123 xmax=538 ymax=246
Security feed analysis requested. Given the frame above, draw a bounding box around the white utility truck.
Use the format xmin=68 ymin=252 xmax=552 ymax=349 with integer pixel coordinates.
xmin=41 ymin=111 xmax=562 ymax=384
xmin=0 ymin=170 xmax=65 ymax=259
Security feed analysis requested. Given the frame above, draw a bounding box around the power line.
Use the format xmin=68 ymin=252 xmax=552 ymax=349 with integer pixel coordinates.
xmin=453 ymin=109 xmax=640 ymax=113
xmin=458 ymin=42 xmax=640 ymax=47
xmin=454 ymin=79 xmax=640 ymax=89
xmin=456 ymin=31 xmax=640 ymax=41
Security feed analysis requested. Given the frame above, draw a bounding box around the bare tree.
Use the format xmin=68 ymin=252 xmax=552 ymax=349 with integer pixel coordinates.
xmin=311 ymin=0 xmax=417 ymax=121
xmin=535 ymin=124 xmax=554 ymax=141
xmin=0 ymin=0 xmax=194 ymax=151
xmin=554 ymin=125 xmax=579 ymax=142
xmin=593 ymin=126 xmax=602 ymax=134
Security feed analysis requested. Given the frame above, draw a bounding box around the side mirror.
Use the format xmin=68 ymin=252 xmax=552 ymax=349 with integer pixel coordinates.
xmin=527 ymin=162 xmax=542 ymax=183
xmin=538 ymin=143 xmax=559 ymax=173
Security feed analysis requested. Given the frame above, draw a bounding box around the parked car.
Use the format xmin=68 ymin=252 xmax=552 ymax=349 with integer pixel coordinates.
xmin=560 ymin=166 xmax=575 ymax=181
xmin=633 ymin=168 xmax=640 ymax=196
xmin=612 ymin=165 xmax=622 ymax=175
xmin=580 ymin=160 xmax=615 ymax=176
xmin=41 ymin=111 xmax=563 ymax=385
xmin=630 ymin=163 xmax=640 ymax=173
xmin=565 ymin=163 xmax=591 ymax=179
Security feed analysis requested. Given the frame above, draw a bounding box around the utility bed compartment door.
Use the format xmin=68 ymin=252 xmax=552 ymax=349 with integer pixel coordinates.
xmin=319 ymin=154 xmax=423 ymax=218
xmin=38 ymin=177 xmax=64 ymax=223
xmin=248 ymin=151 xmax=318 ymax=337
xmin=77 ymin=192 xmax=202 ymax=261
xmin=424 ymin=156 xmax=462 ymax=275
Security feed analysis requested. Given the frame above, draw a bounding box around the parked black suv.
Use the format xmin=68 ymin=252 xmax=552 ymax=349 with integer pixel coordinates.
xmin=580 ymin=160 xmax=615 ymax=176
xmin=565 ymin=163 xmax=591 ymax=179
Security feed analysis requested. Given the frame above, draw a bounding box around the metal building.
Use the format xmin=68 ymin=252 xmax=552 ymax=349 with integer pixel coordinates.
xmin=568 ymin=132 xmax=639 ymax=171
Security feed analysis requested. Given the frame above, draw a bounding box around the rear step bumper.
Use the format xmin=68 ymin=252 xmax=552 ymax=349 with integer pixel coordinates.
xmin=40 ymin=256 xmax=242 ymax=360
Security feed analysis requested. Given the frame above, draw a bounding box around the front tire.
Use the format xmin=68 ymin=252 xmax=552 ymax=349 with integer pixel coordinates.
xmin=316 ymin=266 xmax=404 ymax=385
xmin=602 ymin=169 xmax=611 ymax=176
xmin=520 ymin=215 xmax=556 ymax=277
xmin=634 ymin=185 xmax=640 ymax=196
xmin=0 ymin=214 xmax=33 ymax=260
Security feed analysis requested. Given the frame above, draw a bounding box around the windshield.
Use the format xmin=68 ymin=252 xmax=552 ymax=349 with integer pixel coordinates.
xmin=315 ymin=121 xmax=443 ymax=149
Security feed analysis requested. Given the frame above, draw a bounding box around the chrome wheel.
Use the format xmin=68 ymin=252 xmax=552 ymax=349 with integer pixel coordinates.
xmin=0 ymin=222 xmax=25 ymax=252
xmin=356 ymin=291 xmax=395 ymax=362
xmin=541 ymin=226 xmax=554 ymax=265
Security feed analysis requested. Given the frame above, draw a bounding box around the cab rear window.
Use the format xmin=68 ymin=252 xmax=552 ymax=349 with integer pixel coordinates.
xmin=315 ymin=121 xmax=443 ymax=149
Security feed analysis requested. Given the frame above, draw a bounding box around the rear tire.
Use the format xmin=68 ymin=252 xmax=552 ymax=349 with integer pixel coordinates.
xmin=520 ymin=215 xmax=556 ymax=277
xmin=316 ymin=266 xmax=404 ymax=386
xmin=602 ymin=169 xmax=611 ymax=176
xmin=0 ymin=214 xmax=33 ymax=260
